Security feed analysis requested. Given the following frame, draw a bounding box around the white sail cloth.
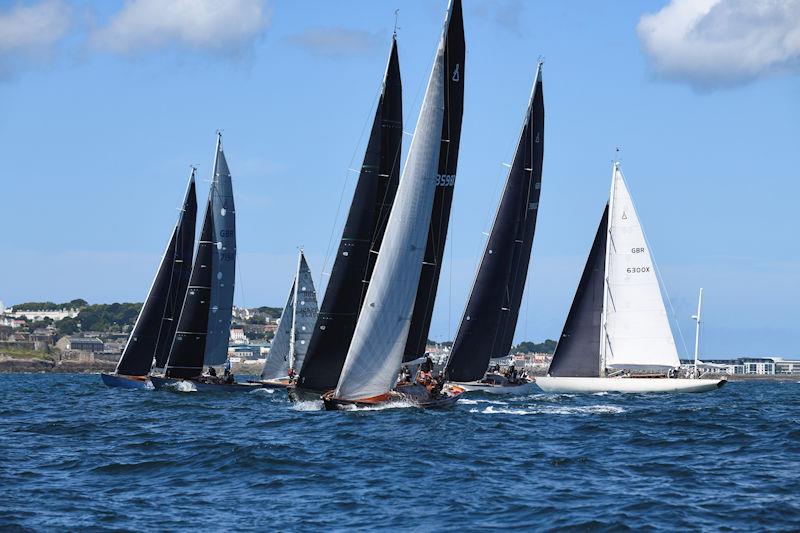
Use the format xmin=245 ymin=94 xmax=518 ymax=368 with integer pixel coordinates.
xmin=603 ymin=165 xmax=680 ymax=370
xmin=260 ymin=282 xmax=294 ymax=380
xmin=334 ymin=28 xmax=447 ymax=401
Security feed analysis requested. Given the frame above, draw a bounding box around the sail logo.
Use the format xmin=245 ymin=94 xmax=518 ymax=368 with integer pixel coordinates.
xmin=436 ymin=174 xmax=456 ymax=187
xmin=631 ymin=247 xmax=646 ymax=254
xmin=627 ymin=266 xmax=651 ymax=274
xmin=535 ymin=132 xmax=541 ymax=143
xmin=452 ymin=64 xmax=460 ymax=82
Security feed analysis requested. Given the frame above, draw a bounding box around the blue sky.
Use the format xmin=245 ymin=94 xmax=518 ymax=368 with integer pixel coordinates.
xmin=1 ymin=0 xmax=798 ymax=357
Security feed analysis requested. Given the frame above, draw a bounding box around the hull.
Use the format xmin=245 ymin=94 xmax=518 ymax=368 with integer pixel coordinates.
xmin=323 ymin=384 xmax=465 ymax=411
xmin=288 ymin=386 xmax=328 ymax=404
xmin=255 ymin=378 xmax=292 ymax=389
xmin=451 ymin=380 xmax=537 ymax=396
xmin=535 ymin=376 xmax=727 ymax=394
xmin=100 ymin=373 xmax=150 ymax=389
xmin=150 ymin=376 xmax=262 ymax=393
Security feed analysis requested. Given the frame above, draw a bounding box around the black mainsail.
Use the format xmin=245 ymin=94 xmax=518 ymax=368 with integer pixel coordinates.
xmin=547 ymin=205 xmax=608 ymax=378
xmin=297 ymin=35 xmax=402 ymax=392
xmin=116 ymin=171 xmax=197 ymax=376
xmin=403 ymin=0 xmax=465 ymax=361
xmin=445 ymin=63 xmax=544 ymax=382
xmin=164 ymin=199 xmax=215 ymax=379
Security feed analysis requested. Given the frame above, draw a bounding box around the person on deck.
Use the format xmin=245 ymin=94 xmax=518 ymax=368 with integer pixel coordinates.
xmin=417 ymin=356 xmax=434 ymax=387
xmin=208 ymin=366 xmax=217 ymax=377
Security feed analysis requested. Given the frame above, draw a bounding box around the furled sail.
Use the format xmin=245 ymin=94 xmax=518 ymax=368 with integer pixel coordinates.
xmin=297 ymin=35 xmax=402 ymax=392
xmin=547 ymin=205 xmax=608 ymax=378
xmin=204 ymin=133 xmax=236 ymax=365
xmin=334 ymin=1 xmax=454 ymax=401
xmin=603 ymin=164 xmax=679 ymax=369
xmin=260 ymin=281 xmax=294 ymax=380
xmin=291 ymin=252 xmax=318 ymax=373
xmin=446 ymin=63 xmax=544 ymax=382
xmin=164 ymin=200 xmax=215 ymax=379
xmin=403 ymin=0 xmax=465 ymax=361
xmin=116 ymin=170 xmax=197 ymax=376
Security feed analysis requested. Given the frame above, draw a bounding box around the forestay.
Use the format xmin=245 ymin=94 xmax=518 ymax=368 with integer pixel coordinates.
xmin=603 ymin=164 xmax=679 ymax=370
xmin=334 ymin=6 xmax=450 ymax=401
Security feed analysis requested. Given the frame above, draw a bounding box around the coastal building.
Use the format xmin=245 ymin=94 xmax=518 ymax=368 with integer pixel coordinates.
xmin=10 ymin=308 xmax=80 ymax=322
xmin=681 ymin=357 xmax=800 ymax=376
xmin=230 ymin=328 xmax=249 ymax=345
xmin=56 ymin=336 xmax=104 ymax=353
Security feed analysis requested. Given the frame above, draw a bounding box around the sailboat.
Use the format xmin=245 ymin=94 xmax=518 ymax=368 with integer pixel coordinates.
xmin=323 ymin=0 xmax=465 ymax=410
xmin=536 ymin=162 xmax=727 ymax=393
xmin=150 ymin=133 xmax=247 ymax=392
xmin=290 ymin=31 xmax=403 ymax=401
xmin=101 ymin=169 xmax=197 ymax=389
xmin=257 ymin=250 xmax=318 ymax=388
xmin=444 ymin=61 xmax=544 ymax=395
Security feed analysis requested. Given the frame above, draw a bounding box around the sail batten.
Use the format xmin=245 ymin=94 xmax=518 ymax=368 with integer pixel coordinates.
xmin=297 ymin=36 xmax=402 ymax=392
xmin=334 ymin=0 xmax=459 ymax=401
xmin=446 ymin=63 xmax=543 ymax=382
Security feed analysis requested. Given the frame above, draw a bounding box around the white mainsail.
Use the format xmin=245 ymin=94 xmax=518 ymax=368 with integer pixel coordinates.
xmin=260 ymin=281 xmax=294 ymax=380
xmin=334 ymin=11 xmax=449 ymax=401
xmin=602 ymin=163 xmax=680 ymax=370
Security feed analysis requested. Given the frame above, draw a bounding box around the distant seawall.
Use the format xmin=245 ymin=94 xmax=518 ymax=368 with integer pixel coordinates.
xmin=0 ymin=357 xmax=263 ymax=375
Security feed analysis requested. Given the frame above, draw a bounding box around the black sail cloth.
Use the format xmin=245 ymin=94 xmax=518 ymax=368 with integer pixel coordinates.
xmin=164 ymin=200 xmax=215 ymax=379
xmin=116 ymin=176 xmax=197 ymax=376
xmin=403 ymin=0 xmax=465 ymax=362
xmin=547 ymin=205 xmax=609 ymax=378
xmin=446 ymin=67 xmax=544 ymax=382
xmin=297 ymin=37 xmax=403 ymax=392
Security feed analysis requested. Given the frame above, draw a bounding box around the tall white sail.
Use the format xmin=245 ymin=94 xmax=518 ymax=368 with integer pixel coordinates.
xmin=260 ymin=282 xmax=294 ymax=380
xmin=334 ymin=10 xmax=450 ymax=401
xmin=602 ymin=163 xmax=680 ymax=370
xmin=291 ymin=252 xmax=318 ymax=373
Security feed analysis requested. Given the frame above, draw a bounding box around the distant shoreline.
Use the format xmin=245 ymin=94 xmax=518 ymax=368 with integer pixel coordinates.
xmin=0 ymin=358 xmax=797 ymax=382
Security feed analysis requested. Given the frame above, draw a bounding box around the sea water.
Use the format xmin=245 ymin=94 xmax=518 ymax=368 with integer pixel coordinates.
xmin=1 ymin=374 xmax=799 ymax=531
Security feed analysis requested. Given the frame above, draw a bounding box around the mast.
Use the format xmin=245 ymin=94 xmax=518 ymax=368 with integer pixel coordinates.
xmin=334 ymin=0 xmax=455 ymax=401
xmin=692 ymin=288 xmax=703 ymax=377
xmin=116 ymin=169 xmax=197 ymax=376
xmin=288 ymin=251 xmax=301 ymax=371
xmin=445 ymin=61 xmax=543 ymax=382
xmin=204 ymin=132 xmax=236 ymax=366
xmin=297 ymin=33 xmax=402 ymax=392
xmin=402 ymin=0 xmax=465 ymax=362
xmin=599 ymin=161 xmax=617 ymax=376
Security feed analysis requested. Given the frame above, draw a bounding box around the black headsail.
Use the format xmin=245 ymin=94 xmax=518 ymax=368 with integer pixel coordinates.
xmin=446 ymin=63 xmax=544 ymax=382
xmin=154 ymin=170 xmax=197 ymax=368
xmin=116 ymin=171 xmax=198 ymax=376
xmin=297 ymin=35 xmax=403 ymax=392
xmin=164 ymin=198 xmax=215 ymax=379
xmin=403 ymin=0 xmax=465 ymax=361
xmin=547 ymin=205 xmax=608 ymax=378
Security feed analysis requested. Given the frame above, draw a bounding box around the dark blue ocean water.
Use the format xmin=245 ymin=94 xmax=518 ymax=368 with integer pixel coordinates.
xmin=1 ymin=374 xmax=799 ymax=532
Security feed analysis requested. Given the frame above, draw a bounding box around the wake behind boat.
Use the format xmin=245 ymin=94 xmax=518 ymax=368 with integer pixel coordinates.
xmin=537 ymin=162 xmax=726 ymax=394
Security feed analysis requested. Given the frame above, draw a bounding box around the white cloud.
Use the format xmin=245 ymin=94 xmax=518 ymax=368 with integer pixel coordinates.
xmin=637 ymin=0 xmax=800 ymax=90
xmin=91 ymin=0 xmax=271 ymax=54
xmin=0 ymin=0 xmax=72 ymax=77
xmin=286 ymin=27 xmax=384 ymax=58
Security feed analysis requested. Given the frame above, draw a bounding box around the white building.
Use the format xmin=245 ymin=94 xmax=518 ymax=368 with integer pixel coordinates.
xmin=9 ymin=308 xmax=80 ymax=321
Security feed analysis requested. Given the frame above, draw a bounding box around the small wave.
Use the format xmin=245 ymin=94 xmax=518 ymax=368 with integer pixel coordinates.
xmin=169 ymin=381 xmax=196 ymax=393
xmin=292 ymin=400 xmax=323 ymax=411
xmin=250 ymin=388 xmax=275 ymax=395
xmin=469 ymin=405 xmax=625 ymax=416
xmin=341 ymin=400 xmax=416 ymax=412
xmin=459 ymin=398 xmax=508 ymax=406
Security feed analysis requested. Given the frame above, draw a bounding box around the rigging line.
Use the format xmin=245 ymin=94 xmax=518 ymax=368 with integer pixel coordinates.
xmin=318 ymin=87 xmax=383 ymax=293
